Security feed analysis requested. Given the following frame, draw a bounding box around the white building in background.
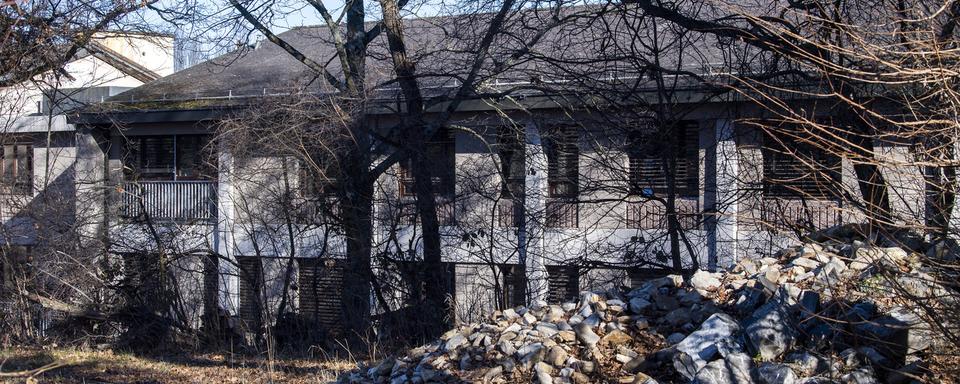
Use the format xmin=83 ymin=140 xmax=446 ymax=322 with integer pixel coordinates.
xmin=0 ymin=32 xmax=175 ymax=259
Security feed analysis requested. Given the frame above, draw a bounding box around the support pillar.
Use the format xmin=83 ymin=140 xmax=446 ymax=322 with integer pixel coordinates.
xmin=214 ymin=142 xmax=239 ymax=314
xmin=522 ymin=121 xmax=549 ymax=305
xmin=707 ymin=119 xmax=739 ymax=270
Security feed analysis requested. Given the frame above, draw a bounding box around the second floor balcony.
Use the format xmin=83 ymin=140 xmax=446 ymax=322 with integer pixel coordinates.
xmin=118 ymin=180 xmax=218 ymax=223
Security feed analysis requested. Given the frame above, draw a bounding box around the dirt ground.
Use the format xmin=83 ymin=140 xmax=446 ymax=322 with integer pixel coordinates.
xmin=0 ymin=348 xmax=356 ymax=383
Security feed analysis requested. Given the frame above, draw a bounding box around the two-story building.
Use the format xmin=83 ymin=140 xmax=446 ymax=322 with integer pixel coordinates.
xmin=66 ymin=17 xmax=926 ymax=338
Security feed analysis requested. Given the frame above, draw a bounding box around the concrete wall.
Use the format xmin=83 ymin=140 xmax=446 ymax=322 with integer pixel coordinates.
xmin=82 ymin=109 xmax=937 ymax=328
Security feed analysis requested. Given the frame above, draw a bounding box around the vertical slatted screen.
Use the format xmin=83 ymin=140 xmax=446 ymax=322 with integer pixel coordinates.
xmin=297 ymin=258 xmax=345 ymax=334
xmin=237 ymin=257 xmax=263 ymax=331
xmin=399 ymin=128 xmax=455 ymax=197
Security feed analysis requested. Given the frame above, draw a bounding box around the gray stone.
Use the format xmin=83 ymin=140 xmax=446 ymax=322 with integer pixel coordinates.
xmin=841 ymin=367 xmax=879 ymax=384
xmin=664 ymin=307 xmax=692 ymax=326
xmin=444 ymin=334 xmax=467 ymax=352
xmin=691 ymin=270 xmax=723 ymax=294
xmin=692 ymin=357 xmax=755 ymax=384
xmin=856 ymin=306 xmax=931 ymax=360
xmin=537 ymin=323 xmax=560 ymax=338
xmin=666 ymin=332 xmax=686 ymax=344
xmin=844 ymin=301 xmax=876 ymax=322
xmin=482 ymin=366 xmax=503 ymax=382
xmin=744 ymin=295 xmax=797 ymax=360
xmin=629 ymin=297 xmax=653 ymax=314
xmin=544 ymin=306 xmax=566 ymax=322
xmin=498 ymin=339 xmax=516 ymax=356
xmin=503 ymin=323 xmax=521 ymax=334
xmin=734 ymin=286 xmax=766 ymax=315
xmin=797 ymin=290 xmax=820 ymax=320
xmin=535 ymin=362 xmax=554 ymax=384
xmin=758 ymin=363 xmax=797 ymax=384
xmin=795 ymin=378 xmax=837 ymax=384
xmin=518 ymin=342 xmax=544 ymax=360
xmin=546 ymin=345 xmax=568 ymax=367
xmin=582 ymin=313 xmax=602 ymax=328
xmin=785 ymin=352 xmax=830 ymax=377
xmin=653 ymin=294 xmax=679 ymax=312
xmin=574 ymin=322 xmax=600 ymax=347
xmin=673 ymin=313 xmax=742 ymax=380
xmin=790 ymin=257 xmax=821 ymax=270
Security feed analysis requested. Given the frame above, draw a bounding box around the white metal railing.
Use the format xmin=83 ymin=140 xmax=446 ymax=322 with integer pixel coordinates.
xmin=118 ymin=180 xmax=217 ymax=222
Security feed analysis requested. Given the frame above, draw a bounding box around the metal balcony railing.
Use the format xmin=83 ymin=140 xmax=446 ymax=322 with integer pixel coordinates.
xmin=118 ymin=180 xmax=217 ymax=222
xmin=760 ymin=197 xmax=841 ymax=231
xmin=627 ymin=198 xmax=701 ymax=230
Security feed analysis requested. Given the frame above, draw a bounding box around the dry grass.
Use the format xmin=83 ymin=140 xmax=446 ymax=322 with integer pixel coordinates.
xmin=0 ymin=348 xmax=357 ymax=383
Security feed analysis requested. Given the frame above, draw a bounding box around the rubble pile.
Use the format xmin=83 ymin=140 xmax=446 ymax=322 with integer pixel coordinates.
xmin=342 ymin=228 xmax=955 ymax=384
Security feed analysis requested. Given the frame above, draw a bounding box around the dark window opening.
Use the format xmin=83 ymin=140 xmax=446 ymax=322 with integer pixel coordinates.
xmin=1 ymin=246 xmax=31 ymax=296
xmin=237 ymin=256 xmax=263 ymax=331
xmin=546 ymin=265 xmax=579 ymax=304
xmin=399 ymin=128 xmax=455 ymax=198
xmin=124 ymin=135 xmax=215 ymax=180
xmin=762 ymin=127 xmax=841 ymax=199
xmin=498 ymin=127 xmax=525 ymax=198
xmin=544 ymin=126 xmax=579 ymax=198
xmin=499 ymin=264 xmax=526 ymax=309
xmin=0 ymin=144 xmax=32 ymax=195
xmin=298 ymin=258 xmax=344 ymax=333
xmin=628 ymin=120 xmax=699 ymax=197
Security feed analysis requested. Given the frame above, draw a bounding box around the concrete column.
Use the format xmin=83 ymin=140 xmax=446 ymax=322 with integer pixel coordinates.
xmin=74 ymin=126 xmax=107 ymax=250
xmin=523 ymin=121 xmax=549 ymax=305
xmin=214 ymin=142 xmax=239 ymax=313
xmin=707 ymin=119 xmax=739 ymax=270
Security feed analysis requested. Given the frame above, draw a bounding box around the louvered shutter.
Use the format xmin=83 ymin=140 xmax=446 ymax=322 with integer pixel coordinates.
xmin=629 ymin=121 xmax=698 ymax=197
xmin=762 ymin=128 xmax=840 ymax=199
xmin=237 ymin=257 xmax=263 ymax=330
xmin=297 ymin=258 xmax=345 ymax=334
xmin=546 ymin=126 xmax=579 ymax=198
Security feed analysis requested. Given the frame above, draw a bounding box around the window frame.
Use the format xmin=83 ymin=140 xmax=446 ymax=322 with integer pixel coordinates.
xmin=398 ymin=128 xmax=456 ymax=198
xmin=0 ymin=143 xmax=32 ymax=195
xmin=544 ymin=126 xmax=579 ymax=199
xmin=627 ymin=120 xmax=699 ymax=198
xmin=123 ymin=134 xmax=216 ymax=181
xmin=761 ymin=126 xmax=841 ymax=200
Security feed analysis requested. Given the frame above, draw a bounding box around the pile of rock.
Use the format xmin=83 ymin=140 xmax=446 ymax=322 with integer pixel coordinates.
xmin=342 ymin=232 xmax=953 ymax=384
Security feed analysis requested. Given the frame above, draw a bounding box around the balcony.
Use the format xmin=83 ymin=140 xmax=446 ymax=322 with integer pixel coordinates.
xmin=118 ymin=180 xmax=217 ymax=223
xmin=760 ymin=197 xmax=841 ymax=231
xmin=627 ymin=199 xmax=701 ymax=230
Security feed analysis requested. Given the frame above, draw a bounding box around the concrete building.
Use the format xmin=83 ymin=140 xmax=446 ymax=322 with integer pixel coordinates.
xmin=0 ymin=32 xmax=175 ymax=268
xmin=58 ymin=17 xmax=926 ymax=337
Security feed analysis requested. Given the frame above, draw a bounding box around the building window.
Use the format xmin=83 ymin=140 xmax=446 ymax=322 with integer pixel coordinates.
xmin=298 ymin=258 xmax=344 ymax=333
xmin=237 ymin=256 xmax=263 ymax=332
xmin=399 ymin=128 xmax=455 ymax=198
xmin=628 ymin=120 xmax=699 ymax=197
xmin=499 ymin=264 xmax=526 ymax=309
xmin=1 ymin=246 xmax=31 ymax=296
xmin=498 ymin=127 xmax=525 ymax=198
xmin=1 ymin=144 xmax=32 ymax=195
xmin=544 ymin=126 xmax=579 ymax=198
xmin=546 ymin=265 xmax=579 ymax=304
xmin=124 ymin=135 xmax=214 ymax=180
xmin=762 ymin=128 xmax=840 ymax=199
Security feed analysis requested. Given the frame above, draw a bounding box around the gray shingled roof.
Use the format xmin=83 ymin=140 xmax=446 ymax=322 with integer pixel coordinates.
xmin=107 ymin=6 xmax=728 ymax=109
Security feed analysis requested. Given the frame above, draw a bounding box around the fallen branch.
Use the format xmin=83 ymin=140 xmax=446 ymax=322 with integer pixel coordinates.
xmin=0 ymin=360 xmax=75 ymax=378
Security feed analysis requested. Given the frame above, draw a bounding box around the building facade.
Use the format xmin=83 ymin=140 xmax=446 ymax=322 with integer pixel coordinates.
xmin=56 ymin=23 xmax=928 ymax=338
